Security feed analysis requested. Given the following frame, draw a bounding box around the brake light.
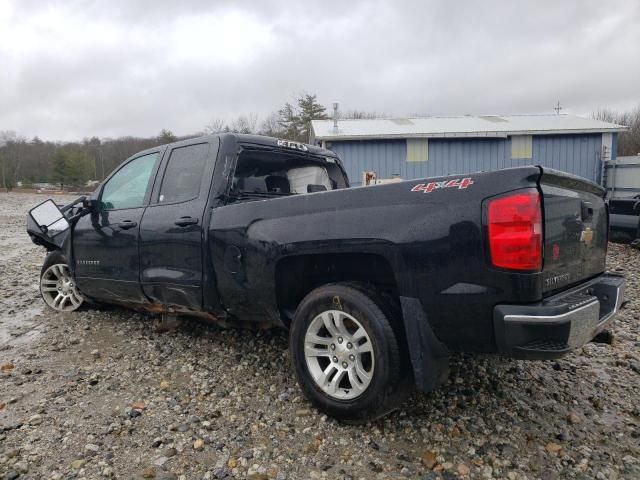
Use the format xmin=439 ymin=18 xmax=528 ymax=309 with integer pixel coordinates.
xmin=488 ymin=189 xmax=542 ymax=271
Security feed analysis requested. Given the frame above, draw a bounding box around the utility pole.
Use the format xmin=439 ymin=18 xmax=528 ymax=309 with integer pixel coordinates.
xmin=0 ymin=138 xmax=6 ymax=191
xmin=100 ymin=146 xmax=105 ymax=179
xmin=93 ymin=147 xmax=98 ymax=179
xmin=1 ymin=157 xmax=5 ymax=192
xmin=554 ymin=101 xmax=562 ymax=115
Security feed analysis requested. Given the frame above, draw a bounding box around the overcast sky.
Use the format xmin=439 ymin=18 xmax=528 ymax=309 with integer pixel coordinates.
xmin=1 ymin=0 xmax=639 ymax=141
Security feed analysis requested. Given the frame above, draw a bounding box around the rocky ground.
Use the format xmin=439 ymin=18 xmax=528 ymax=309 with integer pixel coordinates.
xmin=0 ymin=192 xmax=639 ymax=480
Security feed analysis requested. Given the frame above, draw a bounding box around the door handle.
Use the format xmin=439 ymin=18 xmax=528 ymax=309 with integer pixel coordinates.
xmin=117 ymin=220 xmax=137 ymax=230
xmin=174 ymin=216 xmax=199 ymax=227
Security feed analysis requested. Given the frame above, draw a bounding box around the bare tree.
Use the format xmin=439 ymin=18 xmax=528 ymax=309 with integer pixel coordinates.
xmin=277 ymin=102 xmax=300 ymax=141
xmin=0 ymin=131 xmax=24 ymax=191
xmin=593 ymin=105 xmax=640 ymax=156
xmin=204 ymin=118 xmax=225 ymax=134
xmin=340 ymin=110 xmax=384 ymax=120
xmin=0 ymin=131 xmax=11 ymax=190
xmin=259 ymin=112 xmax=284 ymax=138
xmin=229 ymin=114 xmax=258 ymax=134
xmin=204 ymin=114 xmax=259 ymax=135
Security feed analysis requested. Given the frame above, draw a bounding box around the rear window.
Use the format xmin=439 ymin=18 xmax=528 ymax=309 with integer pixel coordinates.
xmin=231 ymin=150 xmax=346 ymax=199
xmin=158 ymin=143 xmax=209 ymax=203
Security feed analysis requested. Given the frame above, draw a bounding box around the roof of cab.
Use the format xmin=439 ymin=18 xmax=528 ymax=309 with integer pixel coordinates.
xmin=157 ymin=133 xmax=337 ymax=158
xmin=224 ymin=133 xmax=336 ymax=157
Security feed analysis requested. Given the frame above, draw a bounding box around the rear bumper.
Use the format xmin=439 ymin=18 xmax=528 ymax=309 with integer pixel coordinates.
xmin=494 ymin=273 xmax=625 ymax=359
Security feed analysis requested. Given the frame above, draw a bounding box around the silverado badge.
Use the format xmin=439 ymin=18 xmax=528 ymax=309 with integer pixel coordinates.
xmin=277 ymin=139 xmax=308 ymax=151
xmin=77 ymin=260 xmax=100 ymax=265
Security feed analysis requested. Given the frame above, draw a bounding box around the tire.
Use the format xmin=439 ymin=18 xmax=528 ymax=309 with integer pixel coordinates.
xmin=289 ymin=283 xmax=411 ymax=423
xmin=40 ymin=251 xmax=84 ymax=312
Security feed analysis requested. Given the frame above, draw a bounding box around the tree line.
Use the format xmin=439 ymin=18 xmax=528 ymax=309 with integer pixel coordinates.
xmin=592 ymin=107 xmax=640 ymax=159
xmin=1 ymin=96 xmax=639 ymax=191
xmin=0 ymin=94 xmax=336 ymax=191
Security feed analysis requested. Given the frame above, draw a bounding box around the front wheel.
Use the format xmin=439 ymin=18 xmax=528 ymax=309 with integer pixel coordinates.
xmin=40 ymin=252 xmax=84 ymax=312
xmin=289 ymin=283 xmax=410 ymax=422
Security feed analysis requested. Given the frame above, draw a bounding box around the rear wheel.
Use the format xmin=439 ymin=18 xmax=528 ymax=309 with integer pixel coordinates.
xmin=304 ymin=309 xmax=375 ymax=400
xmin=290 ymin=283 xmax=410 ymax=422
xmin=40 ymin=252 xmax=84 ymax=312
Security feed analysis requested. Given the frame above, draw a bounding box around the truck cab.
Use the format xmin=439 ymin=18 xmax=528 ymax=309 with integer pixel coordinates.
xmin=65 ymin=135 xmax=346 ymax=316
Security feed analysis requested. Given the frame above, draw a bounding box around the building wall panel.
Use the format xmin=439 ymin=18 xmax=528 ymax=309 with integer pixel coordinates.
xmin=531 ymin=134 xmax=602 ymax=183
xmin=328 ymin=134 xmax=603 ymax=186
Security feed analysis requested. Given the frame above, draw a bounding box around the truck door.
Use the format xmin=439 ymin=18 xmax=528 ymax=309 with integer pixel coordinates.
xmin=73 ymin=150 xmax=162 ymax=303
xmin=139 ymin=139 xmax=219 ymax=310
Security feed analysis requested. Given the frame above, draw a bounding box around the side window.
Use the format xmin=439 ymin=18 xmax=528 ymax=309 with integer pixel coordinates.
xmin=158 ymin=143 xmax=210 ymax=203
xmin=101 ymin=152 xmax=158 ymax=210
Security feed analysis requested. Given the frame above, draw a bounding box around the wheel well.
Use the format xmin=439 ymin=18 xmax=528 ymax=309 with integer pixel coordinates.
xmin=275 ymin=253 xmax=399 ymax=327
xmin=42 ymin=250 xmax=67 ymax=273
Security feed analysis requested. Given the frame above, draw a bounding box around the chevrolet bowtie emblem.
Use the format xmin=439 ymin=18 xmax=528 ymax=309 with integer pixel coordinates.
xmin=580 ymin=227 xmax=594 ymax=245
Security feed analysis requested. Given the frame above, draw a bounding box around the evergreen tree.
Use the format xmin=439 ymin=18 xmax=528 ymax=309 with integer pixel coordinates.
xmin=50 ymin=150 xmax=68 ymax=190
xmin=275 ymin=94 xmax=328 ymax=142
xmin=277 ymin=103 xmax=301 ymax=141
xmin=158 ymin=129 xmax=176 ymax=144
xmin=65 ymin=152 xmax=93 ymax=185
xmin=297 ymin=94 xmax=328 ymax=142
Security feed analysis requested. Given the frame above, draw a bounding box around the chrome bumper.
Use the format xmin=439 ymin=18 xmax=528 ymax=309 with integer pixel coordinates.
xmin=494 ymin=273 xmax=625 ymax=359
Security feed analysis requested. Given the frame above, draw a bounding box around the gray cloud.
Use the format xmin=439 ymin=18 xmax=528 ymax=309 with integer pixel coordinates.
xmin=1 ymin=0 xmax=639 ymax=141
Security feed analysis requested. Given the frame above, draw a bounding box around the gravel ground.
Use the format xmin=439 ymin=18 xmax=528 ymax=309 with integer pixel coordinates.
xmin=1 ymin=192 xmax=639 ymax=480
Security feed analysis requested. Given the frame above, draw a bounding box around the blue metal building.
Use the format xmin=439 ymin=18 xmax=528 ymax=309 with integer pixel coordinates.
xmin=310 ymin=114 xmax=627 ymax=186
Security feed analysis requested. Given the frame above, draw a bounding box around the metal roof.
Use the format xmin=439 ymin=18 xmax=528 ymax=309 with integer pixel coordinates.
xmin=311 ymin=114 xmax=628 ymax=141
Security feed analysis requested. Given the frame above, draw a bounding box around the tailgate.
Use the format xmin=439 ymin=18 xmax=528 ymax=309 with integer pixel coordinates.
xmin=539 ymin=168 xmax=608 ymax=294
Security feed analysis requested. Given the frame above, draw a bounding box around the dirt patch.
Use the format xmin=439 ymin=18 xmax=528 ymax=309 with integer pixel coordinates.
xmin=0 ymin=192 xmax=639 ymax=479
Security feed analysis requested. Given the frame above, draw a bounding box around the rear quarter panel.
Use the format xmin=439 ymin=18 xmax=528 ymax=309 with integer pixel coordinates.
xmin=209 ymin=167 xmax=543 ymax=351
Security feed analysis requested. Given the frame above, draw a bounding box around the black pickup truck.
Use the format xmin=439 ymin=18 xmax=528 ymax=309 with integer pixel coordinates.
xmin=608 ymin=195 xmax=640 ymax=243
xmin=27 ymin=133 xmax=625 ymax=422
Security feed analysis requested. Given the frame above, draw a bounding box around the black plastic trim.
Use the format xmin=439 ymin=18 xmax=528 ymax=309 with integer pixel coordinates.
xmin=400 ymin=296 xmax=449 ymax=392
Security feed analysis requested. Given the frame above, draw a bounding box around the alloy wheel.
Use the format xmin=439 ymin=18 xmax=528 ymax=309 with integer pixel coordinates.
xmin=40 ymin=263 xmax=84 ymax=312
xmin=304 ymin=310 xmax=375 ymax=400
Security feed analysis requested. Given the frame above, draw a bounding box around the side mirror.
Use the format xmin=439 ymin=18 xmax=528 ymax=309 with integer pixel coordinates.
xmin=29 ymin=199 xmax=70 ymax=237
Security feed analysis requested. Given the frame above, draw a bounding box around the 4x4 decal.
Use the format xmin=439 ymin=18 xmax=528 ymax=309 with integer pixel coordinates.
xmin=411 ymin=177 xmax=474 ymax=193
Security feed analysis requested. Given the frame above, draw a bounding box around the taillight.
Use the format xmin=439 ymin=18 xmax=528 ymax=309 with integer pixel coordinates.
xmin=488 ymin=189 xmax=542 ymax=271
